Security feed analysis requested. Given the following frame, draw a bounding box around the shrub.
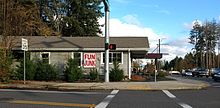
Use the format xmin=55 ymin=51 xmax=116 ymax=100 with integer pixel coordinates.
xmin=64 ymin=58 xmax=82 ymax=82
xmin=157 ymin=71 xmax=168 ymax=78
xmin=15 ymin=59 xmax=59 ymax=81
xmin=0 ymin=49 xmax=13 ymax=82
xmin=15 ymin=59 xmax=36 ymax=80
xmin=89 ymin=68 xmax=98 ymax=81
xmin=34 ymin=61 xmax=59 ymax=81
xmin=110 ymin=61 xmax=124 ymax=81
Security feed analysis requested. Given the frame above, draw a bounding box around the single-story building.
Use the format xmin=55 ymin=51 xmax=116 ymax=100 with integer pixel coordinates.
xmin=12 ymin=36 xmax=149 ymax=79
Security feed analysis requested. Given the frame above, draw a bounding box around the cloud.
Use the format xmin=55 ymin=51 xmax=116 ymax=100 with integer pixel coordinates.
xmin=122 ymin=14 xmax=141 ymax=26
xmin=184 ymin=20 xmax=202 ymax=29
xmin=99 ymin=16 xmax=190 ymax=61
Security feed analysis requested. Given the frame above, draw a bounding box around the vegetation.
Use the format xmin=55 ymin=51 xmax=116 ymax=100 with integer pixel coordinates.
xmin=0 ymin=0 xmax=103 ymax=36
xmin=162 ymin=19 xmax=220 ymax=71
xmin=110 ymin=61 xmax=124 ymax=81
xmin=0 ymin=48 xmax=13 ymax=82
xmin=64 ymin=58 xmax=83 ymax=82
xmin=14 ymin=59 xmax=60 ymax=81
xmin=89 ymin=68 xmax=98 ymax=81
xmin=0 ymin=0 xmax=104 ymax=82
xmin=34 ymin=61 xmax=60 ymax=81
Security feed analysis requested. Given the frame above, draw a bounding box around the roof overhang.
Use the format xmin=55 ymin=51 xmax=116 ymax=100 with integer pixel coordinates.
xmin=12 ymin=47 xmax=149 ymax=52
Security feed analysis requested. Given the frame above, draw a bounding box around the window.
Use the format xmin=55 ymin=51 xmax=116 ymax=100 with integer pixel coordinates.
xmin=41 ymin=52 xmax=50 ymax=64
xmin=72 ymin=52 xmax=82 ymax=66
xmin=102 ymin=52 xmax=122 ymax=64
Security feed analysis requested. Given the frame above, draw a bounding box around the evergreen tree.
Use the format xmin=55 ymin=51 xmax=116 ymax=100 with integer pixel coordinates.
xmin=189 ymin=20 xmax=204 ymax=67
xmin=61 ymin=0 xmax=103 ymax=36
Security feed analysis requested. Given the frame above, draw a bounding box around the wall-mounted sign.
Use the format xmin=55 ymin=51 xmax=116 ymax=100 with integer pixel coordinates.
xmin=83 ymin=53 xmax=96 ymax=68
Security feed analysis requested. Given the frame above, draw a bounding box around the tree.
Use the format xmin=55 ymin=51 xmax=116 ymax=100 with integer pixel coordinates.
xmin=183 ymin=52 xmax=196 ymax=69
xmin=189 ymin=19 xmax=220 ymax=68
xmin=38 ymin=0 xmax=65 ymax=32
xmin=189 ymin=20 xmax=204 ymax=67
xmin=61 ymin=0 xmax=103 ymax=36
xmin=0 ymin=0 xmax=58 ymax=36
xmin=203 ymin=20 xmax=217 ymax=69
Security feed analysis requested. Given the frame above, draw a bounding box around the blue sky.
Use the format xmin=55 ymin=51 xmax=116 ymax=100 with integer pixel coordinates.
xmin=100 ymin=0 xmax=220 ymax=61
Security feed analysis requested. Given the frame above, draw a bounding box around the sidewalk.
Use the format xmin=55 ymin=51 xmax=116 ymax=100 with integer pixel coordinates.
xmin=0 ymin=76 xmax=210 ymax=91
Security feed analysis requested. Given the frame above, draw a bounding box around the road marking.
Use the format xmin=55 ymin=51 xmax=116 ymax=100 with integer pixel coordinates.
xmin=95 ymin=90 xmax=119 ymax=108
xmin=162 ymin=90 xmax=176 ymax=98
xmin=9 ymin=100 xmax=95 ymax=108
xmin=162 ymin=90 xmax=193 ymax=108
xmin=179 ymin=103 xmax=193 ymax=108
xmin=0 ymin=89 xmax=103 ymax=94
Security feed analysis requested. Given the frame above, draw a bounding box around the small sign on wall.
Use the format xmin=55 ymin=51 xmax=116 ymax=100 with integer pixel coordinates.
xmin=83 ymin=53 xmax=96 ymax=68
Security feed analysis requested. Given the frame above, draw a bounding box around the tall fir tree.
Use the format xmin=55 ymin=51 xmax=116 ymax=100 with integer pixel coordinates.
xmin=61 ymin=0 xmax=103 ymax=36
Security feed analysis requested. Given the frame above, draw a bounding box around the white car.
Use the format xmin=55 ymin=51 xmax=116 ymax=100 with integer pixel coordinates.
xmin=169 ymin=71 xmax=180 ymax=75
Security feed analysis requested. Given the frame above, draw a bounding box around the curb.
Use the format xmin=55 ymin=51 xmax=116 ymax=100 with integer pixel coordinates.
xmin=0 ymin=83 xmax=210 ymax=91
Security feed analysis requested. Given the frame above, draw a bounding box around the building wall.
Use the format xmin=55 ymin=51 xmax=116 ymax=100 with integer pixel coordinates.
xmin=30 ymin=51 xmax=129 ymax=76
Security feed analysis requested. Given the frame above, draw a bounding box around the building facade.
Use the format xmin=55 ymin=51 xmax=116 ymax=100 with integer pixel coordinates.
xmin=13 ymin=36 xmax=149 ymax=79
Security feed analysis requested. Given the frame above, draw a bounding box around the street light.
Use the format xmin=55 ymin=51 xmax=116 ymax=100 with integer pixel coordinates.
xmin=102 ymin=0 xmax=110 ymax=82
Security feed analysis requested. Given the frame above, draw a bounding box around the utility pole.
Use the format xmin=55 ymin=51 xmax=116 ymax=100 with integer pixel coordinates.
xmin=103 ymin=0 xmax=110 ymax=82
xmin=155 ymin=39 xmax=160 ymax=82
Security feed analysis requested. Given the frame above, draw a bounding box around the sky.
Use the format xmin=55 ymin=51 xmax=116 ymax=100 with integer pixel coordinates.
xmin=99 ymin=0 xmax=220 ymax=61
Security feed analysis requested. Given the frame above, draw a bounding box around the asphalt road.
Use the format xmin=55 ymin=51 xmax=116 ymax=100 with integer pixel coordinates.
xmin=0 ymin=77 xmax=219 ymax=108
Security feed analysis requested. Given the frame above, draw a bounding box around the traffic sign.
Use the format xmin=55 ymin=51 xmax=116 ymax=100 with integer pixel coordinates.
xmin=22 ymin=38 xmax=28 ymax=51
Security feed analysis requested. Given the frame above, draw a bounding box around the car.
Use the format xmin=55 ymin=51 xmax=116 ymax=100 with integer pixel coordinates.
xmin=213 ymin=72 xmax=220 ymax=81
xmin=169 ymin=71 xmax=180 ymax=75
xmin=192 ymin=67 xmax=209 ymax=77
xmin=210 ymin=68 xmax=220 ymax=79
xmin=182 ymin=70 xmax=193 ymax=76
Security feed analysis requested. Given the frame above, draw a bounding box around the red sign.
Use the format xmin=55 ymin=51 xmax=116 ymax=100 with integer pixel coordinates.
xmin=146 ymin=53 xmax=162 ymax=59
xmin=83 ymin=53 xmax=96 ymax=68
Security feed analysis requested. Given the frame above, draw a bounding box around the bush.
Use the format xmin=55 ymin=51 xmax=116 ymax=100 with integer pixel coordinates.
xmin=0 ymin=49 xmax=13 ymax=82
xmin=15 ymin=59 xmax=36 ymax=80
xmin=64 ymin=58 xmax=82 ymax=82
xmin=15 ymin=59 xmax=59 ymax=81
xmin=89 ymin=68 xmax=98 ymax=81
xmin=34 ymin=61 xmax=59 ymax=81
xmin=110 ymin=61 xmax=124 ymax=81
xmin=157 ymin=71 xmax=168 ymax=78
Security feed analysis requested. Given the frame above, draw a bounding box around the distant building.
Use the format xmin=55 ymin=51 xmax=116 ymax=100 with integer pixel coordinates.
xmin=12 ymin=36 xmax=149 ymax=79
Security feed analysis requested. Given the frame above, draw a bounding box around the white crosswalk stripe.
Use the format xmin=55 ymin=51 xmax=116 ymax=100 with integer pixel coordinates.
xmin=162 ymin=90 xmax=193 ymax=108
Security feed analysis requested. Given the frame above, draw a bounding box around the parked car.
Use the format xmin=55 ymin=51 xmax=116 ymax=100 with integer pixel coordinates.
xmin=210 ymin=68 xmax=220 ymax=79
xmin=213 ymin=72 xmax=220 ymax=81
xmin=169 ymin=71 xmax=180 ymax=75
xmin=182 ymin=70 xmax=193 ymax=76
xmin=192 ymin=68 xmax=209 ymax=77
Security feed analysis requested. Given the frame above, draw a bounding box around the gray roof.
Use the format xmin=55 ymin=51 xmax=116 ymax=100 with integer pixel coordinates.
xmin=12 ymin=36 xmax=149 ymax=51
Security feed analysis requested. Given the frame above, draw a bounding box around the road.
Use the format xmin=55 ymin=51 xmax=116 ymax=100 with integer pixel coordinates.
xmin=0 ymin=77 xmax=219 ymax=108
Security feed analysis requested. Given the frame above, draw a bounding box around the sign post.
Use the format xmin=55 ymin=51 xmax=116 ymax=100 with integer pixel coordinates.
xmin=22 ymin=38 xmax=28 ymax=84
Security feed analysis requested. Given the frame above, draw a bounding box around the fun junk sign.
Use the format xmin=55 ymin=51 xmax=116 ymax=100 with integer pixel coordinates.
xmin=83 ymin=53 xmax=96 ymax=68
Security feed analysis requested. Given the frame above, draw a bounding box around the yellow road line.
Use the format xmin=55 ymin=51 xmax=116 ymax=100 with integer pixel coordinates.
xmin=9 ymin=100 xmax=96 ymax=108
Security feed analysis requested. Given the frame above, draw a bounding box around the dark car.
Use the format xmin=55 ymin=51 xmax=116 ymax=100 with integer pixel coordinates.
xmin=213 ymin=72 xmax=220 ymax=81
xmin=192 ymin=68 xmax=209 ymax=77
xmin=210 ymin=68 xmax=220 ymax=79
